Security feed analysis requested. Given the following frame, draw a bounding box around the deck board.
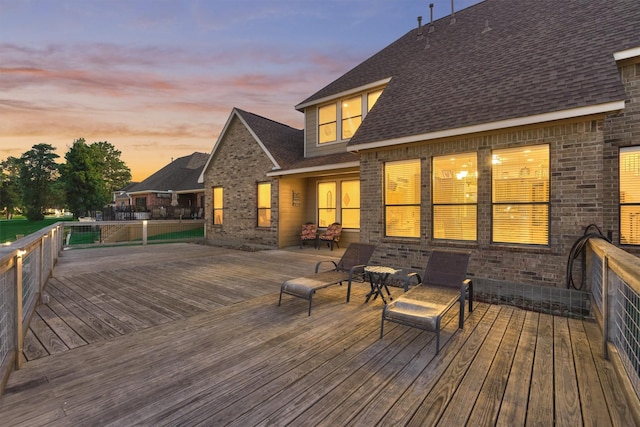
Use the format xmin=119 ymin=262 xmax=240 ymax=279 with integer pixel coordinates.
xmin=496 ymin=310 xmax=539 ymax=426
xmin=526 ymin=312 xmax=555 ymax=426
xmin=554 ymin=316 xmax=582 ymax=426
xmin=0 ymin=243 xmax=637 ymax=426
xmin=467 ymin=307 xmax=525 ymax=426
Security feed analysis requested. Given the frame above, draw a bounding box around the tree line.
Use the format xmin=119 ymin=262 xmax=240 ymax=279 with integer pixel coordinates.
xmin=0 ymin=139 xmax=132 ymax=221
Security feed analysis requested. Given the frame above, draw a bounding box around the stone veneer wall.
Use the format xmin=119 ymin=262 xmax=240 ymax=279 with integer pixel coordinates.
xmin=203 ymin=116 xmax=278 ymax=248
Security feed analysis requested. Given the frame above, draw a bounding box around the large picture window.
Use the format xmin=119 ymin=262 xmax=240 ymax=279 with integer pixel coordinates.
xmin=318 ymin=182 xmax=336 ymax=227
xmin=385 ymin=159 xmax=421 ymax=238
xmin=341 ymin=180 xmax=360 ymax=229
xmin=433 ymin=153 xmax=477 ymax=241
xmin=620 ymin=146 xmax=640 ymax=245
xmin=257 ymin=182 xmax=271 ymax=228
xmin=212 ymin=186 xmax=223 ymax=225
xmin=492 ymin=145 xmax=549 ymax=245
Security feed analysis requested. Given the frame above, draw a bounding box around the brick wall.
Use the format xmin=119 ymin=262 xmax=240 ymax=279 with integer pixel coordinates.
xmin=604 ymin=61 xmax=640 ymax=257
xmin=203 ymin=116 xmax=279 ymax=248
xmin=360 ymin=118 xmax=610 ymax=288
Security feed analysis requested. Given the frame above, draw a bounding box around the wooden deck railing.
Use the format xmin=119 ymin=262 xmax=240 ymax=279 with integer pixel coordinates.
xmin=63 ymin=220 xmax=204 ymax=246
xmin=587 ymin=238 xmax=640 ymax=418
xmin=0 ymin=219 xmax=205 ymax=395
xmin=0 ymin=223 xmax=64 ymax=395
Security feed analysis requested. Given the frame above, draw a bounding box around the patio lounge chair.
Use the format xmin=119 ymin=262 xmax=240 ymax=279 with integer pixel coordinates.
xmin=300 ymin=222 xmax=318 ymax=248
xmin=279 ymin=242 xmax=376 ymax=315
xmin=318 ymin=222 xmax=342 ymax=250
xmin=380 ymin=250 xmax=473 ymax=353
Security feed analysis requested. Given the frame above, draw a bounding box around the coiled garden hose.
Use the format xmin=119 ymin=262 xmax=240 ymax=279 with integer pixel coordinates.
xmin=566 ymin=224 xmax=611 ymax=290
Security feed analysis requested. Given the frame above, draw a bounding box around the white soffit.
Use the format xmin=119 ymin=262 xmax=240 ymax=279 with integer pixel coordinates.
xmin=614 ymin=46 xmax=640 ymax=61
xmin=347 ymin=101 xmax=625 ymax=152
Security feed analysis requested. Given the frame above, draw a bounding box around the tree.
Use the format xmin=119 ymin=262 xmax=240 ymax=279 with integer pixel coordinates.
xmin=91 ymin=141 xmax=131 ymax=193
xmin=59 ymin=138 xmax=131 ymax=218
xmin=0 ymin=156 xmax=22 ymax=219
xmin=18 ymin=143 xmax=59 ymax=221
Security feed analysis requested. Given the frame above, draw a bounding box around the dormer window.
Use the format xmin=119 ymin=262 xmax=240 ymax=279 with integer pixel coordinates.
xmin=317 ymin=87 xmax=383 ymax=144
xmin=342 ymin=96 xmax=362 ymax=139
xmin=318 ymin=104 xmax=337 ymax=143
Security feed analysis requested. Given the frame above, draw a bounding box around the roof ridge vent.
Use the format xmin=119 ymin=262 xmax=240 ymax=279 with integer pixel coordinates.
xmin=417 ymin=16 xmax=424 ymax=40
xmin=482 ymin=19 xmax=492 ymax=34
xmin=450 ymin=0 xmax=456 ymax=25
xmin=429 ymin=3 xmax=435 ymax=33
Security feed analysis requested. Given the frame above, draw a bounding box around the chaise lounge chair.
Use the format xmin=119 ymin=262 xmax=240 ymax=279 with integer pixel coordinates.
xmin=279 ymin=242 xmax=376 ymax=315
xmin=380 ymin=250 xmax=473 ymax=353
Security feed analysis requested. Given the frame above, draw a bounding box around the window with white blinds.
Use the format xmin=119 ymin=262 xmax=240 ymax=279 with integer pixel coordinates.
xmin=620 ymin=146 xmax=640 ymax=245
xmin=385 ymin=159 xmax=421 ymax=238
xmin=492 ymin=145 xmax=549 ymax=245
xmin=433 ymin=152 xmax=477 ymax=241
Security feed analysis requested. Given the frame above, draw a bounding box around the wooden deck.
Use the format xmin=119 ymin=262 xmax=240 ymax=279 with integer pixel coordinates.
xmin=0 ymin=243 xmax=636 ymax=426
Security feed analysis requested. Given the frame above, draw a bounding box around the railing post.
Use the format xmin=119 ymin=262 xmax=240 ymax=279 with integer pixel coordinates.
xmin=142 ymin=220 xmax=148 ymax=245
xmin=14 ymin=251 xmax=24 ymax=370
xmin=602 ymin=253 xmax=609 ymax=360
xmin=40 ymin=235 xmax=46 ymax=293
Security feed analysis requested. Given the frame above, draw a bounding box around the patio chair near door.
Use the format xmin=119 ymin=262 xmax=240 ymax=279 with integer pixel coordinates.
xmin=318 ymin=222 xmax=342 ymax=250
xmin=300 ymin=222 xmax=318 ymax=248
xmin=279 ymin=243 xmax=376 ymax=315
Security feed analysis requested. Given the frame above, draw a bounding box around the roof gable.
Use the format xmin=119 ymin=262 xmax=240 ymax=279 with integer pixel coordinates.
xmin=199 ymin=108 xmax=303 ymax=182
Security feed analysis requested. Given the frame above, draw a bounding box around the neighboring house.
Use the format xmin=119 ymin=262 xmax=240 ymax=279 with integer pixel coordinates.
xmin=200 ymin=0 xmax=640 ymax=289
xmin=119 ymin=152 xmax=208 ymax=219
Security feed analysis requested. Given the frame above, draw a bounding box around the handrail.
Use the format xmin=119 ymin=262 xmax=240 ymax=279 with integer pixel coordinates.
xmin=0 ymin=219 xmax=205 ymax=395
xmin=587 ymin=238 xmax=640 ymax=423
xmin=0 ymin=222 xmax=65 ymax=395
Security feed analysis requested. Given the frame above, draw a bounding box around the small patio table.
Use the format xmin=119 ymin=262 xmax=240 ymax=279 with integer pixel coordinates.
xmin=364 ymin=266 xmax=399 ymax=304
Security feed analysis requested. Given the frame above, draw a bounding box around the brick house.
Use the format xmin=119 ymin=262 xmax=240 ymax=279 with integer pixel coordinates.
xmin=200 ymin=0 xmax=640 ymax=289
xmin=117 ymin=152 xmax=208 ymax=219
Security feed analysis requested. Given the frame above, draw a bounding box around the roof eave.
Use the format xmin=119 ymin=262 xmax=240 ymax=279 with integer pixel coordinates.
xmin=614 ymin=46 xmax=640 ymax=61
xmin=347 ymin=101 xmax=625 ymax=152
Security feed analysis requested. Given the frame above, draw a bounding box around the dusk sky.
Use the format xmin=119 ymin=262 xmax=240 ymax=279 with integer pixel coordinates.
xmin=1 ymin=0 xmax=482 ymax=181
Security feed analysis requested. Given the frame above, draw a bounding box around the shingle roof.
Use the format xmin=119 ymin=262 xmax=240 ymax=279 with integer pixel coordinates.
xmin=234 ymin=108 xmax=303 ymax=168
xmin=128 ymin=152 xmax=208 ymax=193
xmin=299 ymin=0 xmax=640 ymax=148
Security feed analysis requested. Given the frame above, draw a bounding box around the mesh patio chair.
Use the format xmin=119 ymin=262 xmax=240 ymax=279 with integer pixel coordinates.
xmin=318 ymin=222 xmax=342 ymax=250
xmin=381 ymin=250 xmax=473 ymax=353
xmin=279 ymin=243 xmax=377 ymax=315
xmin=300 ymin=222 xmax=318 ymax=248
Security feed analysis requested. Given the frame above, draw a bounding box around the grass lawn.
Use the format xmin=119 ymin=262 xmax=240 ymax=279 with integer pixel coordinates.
xmin=0 ymin=217 xmax=75 ymax=243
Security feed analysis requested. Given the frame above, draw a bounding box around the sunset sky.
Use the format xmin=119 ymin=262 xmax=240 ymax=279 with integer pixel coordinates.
xmin=1 ymin=0 xmax=482 ymax=181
